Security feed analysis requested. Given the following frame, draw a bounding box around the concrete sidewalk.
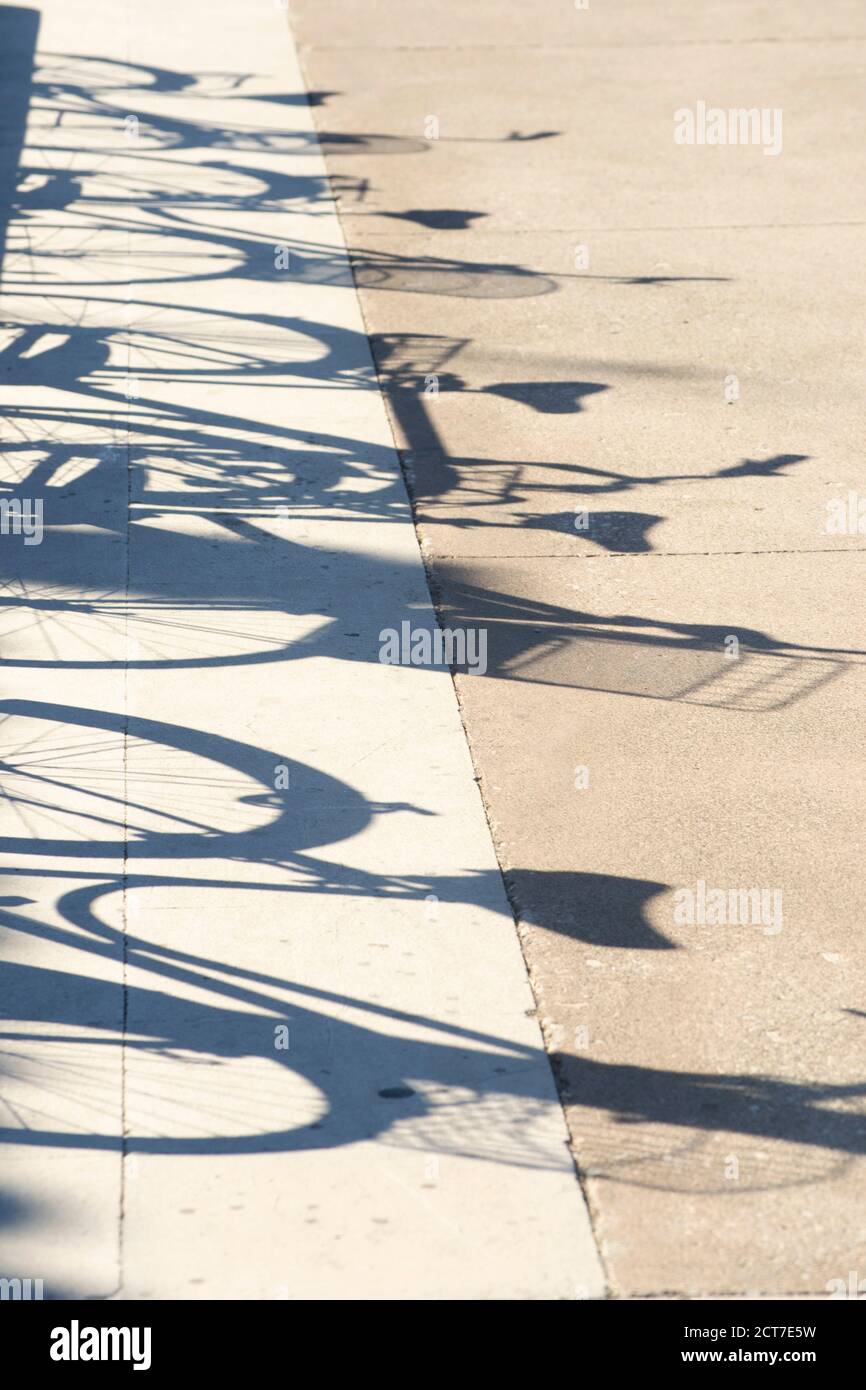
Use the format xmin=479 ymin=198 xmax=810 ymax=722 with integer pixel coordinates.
xmin=0 ymin=0 xmax=602 ymax=1298
xmin=291 ymin=1 xmax=866 ymax=1296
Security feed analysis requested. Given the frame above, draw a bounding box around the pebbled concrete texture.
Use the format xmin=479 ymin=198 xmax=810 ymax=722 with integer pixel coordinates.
xmin=291 ymin=1 xmax=866 ymax=1294
xmin=0 ymin=0 xmax=602 ymax=1298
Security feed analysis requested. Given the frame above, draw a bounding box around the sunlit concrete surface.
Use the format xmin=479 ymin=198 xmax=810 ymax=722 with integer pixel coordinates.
xmin=291 ymin=0 xmax=866 ymax=1295
xmin=0 ymin=0 xmax=603 ymax=1299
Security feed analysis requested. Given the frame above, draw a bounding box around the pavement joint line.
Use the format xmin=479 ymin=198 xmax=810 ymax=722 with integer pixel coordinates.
xmin=302 ymin=38 xmax=866 ymax=52
xmin=341 ymin=222 xmax=866 ymax=232
xmin=425 ymin=549 xmax=866 ymax=560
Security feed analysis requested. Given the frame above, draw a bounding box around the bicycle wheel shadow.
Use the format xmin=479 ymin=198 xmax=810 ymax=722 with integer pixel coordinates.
xmin=0 ymin=698 xmax=576 ymax=1169
xmin=0 ymin=900 xmax=567 ymax=1168
xmin=3 ymin=697 xmax=861 ymax=1181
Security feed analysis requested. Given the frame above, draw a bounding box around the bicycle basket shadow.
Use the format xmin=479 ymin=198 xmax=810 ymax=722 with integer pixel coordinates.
xmin=496 ymin=633 xmax=843 ymax=712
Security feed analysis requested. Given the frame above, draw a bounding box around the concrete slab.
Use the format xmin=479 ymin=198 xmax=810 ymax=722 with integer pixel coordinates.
xmin=293 ymin=0 xmax=866 ymax=1295
xmin=444 ymin=551 xmax=866 ymax=1292
xmin=291 ymin=1 xmax=866 ymax=51
xmin=339 ymin=224 xmax=866 ymax=560
xmin=292 ymin=38 xmax=866 ymax=229
xmin=0 ymin=0 xmax=602 ymax=1298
